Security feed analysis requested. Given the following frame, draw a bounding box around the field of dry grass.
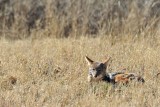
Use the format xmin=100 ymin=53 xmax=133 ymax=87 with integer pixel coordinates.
xmin=0 ymin=0 xmax=160 ymax=107
xmin=0 ymin=0 xmax=160 ymax=38
xmin=0 ymin=35 xmax=160 ymax=107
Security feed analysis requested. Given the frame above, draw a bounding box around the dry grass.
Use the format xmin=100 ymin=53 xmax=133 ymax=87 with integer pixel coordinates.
xmin=0 ymin=0 xmax=160 ymax=38
xmin=0 ymin=0 xmax=160 ymax=107
xmin=0 ymin=36 xmax=160 ymax=107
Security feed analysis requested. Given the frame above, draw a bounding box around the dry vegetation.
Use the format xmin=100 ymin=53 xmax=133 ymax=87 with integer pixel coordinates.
xmin=0 ymin=0 xmax=160 ymax=38
xmin=0 ymin=36 xmax=160 ymax=107
xmin=0 ymin=0 xmax=160 ymax=107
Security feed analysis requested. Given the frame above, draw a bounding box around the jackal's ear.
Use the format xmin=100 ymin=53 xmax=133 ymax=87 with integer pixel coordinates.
xmin=85 ymin=56 xmax=94 ymax=65
xmin=156 ymin=73 xmax=160 ymax=78
xmin=103 ymin=57 xmax=111 ymax=65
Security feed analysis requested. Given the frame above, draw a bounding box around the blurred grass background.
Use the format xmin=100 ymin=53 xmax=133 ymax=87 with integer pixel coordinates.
xmin=0 ymin=0 xmax=159 ymax=39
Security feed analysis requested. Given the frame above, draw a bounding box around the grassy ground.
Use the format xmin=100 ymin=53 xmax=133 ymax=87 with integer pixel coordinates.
xmin=0 ymin=36 xmax=160 ymax=107
xmin=0 ymin=0 xmax=160 ymax=106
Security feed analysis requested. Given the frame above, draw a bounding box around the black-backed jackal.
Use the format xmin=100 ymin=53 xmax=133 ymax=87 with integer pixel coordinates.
xmin=85 ymin=56 xmax=145 ymax=84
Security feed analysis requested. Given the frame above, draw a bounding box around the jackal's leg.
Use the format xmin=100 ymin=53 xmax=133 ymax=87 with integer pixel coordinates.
xmin=88 ymin=74 xmax=92 ymax=82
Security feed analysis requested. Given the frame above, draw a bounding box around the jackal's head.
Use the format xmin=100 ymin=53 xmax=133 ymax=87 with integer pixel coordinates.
xmin=85 ymin=56 xmax=111 ymax=79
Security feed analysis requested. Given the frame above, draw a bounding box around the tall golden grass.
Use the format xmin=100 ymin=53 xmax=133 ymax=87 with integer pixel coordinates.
xmin=0 ymin=36 xmax=160 ymax=106
xmin=0 ymin=0 xmax=159 ymax=39
xmin=0 ymin=0 xmax=160 ymax=107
